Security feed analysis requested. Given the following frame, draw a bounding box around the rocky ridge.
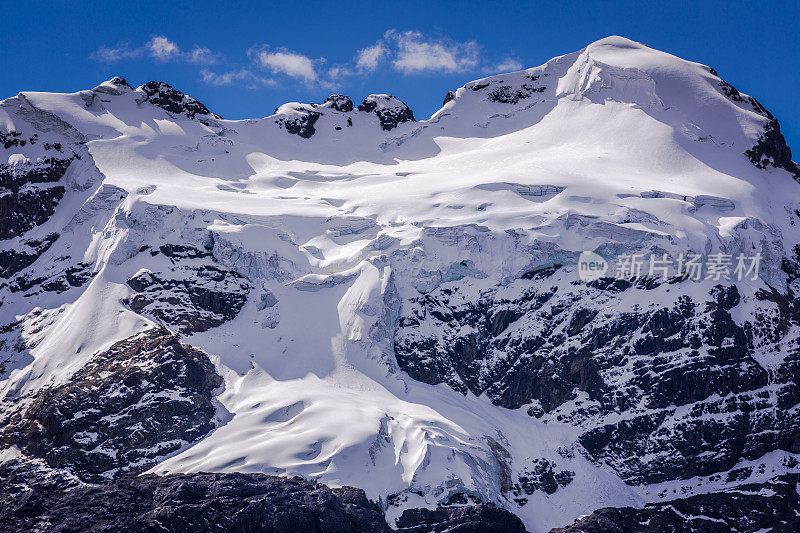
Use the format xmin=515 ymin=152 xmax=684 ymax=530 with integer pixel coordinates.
xmin=273 ymin=93 xmax=415 ymax=138
xmin=0 ymin=327 xmax=223 ymax=481
xmin=0 ymin=457 xmax=526 ymax=533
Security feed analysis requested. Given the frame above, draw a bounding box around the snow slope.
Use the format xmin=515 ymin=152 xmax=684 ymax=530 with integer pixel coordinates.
xmin=2 ymin=37 xmax=800 ymax=532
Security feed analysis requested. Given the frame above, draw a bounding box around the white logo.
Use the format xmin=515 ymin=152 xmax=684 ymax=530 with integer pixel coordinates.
xmin=577 ymin=251 xmax=608 ymax=282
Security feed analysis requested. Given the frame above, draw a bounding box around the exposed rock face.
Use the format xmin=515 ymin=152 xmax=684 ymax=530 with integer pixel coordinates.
xmin=578 ymin=276 xmax=800 ymax=485
xmin=123 ymin=244 xmax=250 ymax=334
xmin=276 ymin=106 xmax=322 ymax=139
xmin=550 ymin=474 xmax=800 ymax=533
xmin=395 ymin=272 xmax=800 ymax=486
xmin=92 ymin=76 xmax=134 ymax=95
xmin=0 ymin=459 xmax=527 ymax=533
xmin=395 ymin=268 xmax=617 ymax=412
xmin=107 ymin=76 xmax=131 ymax=88
xmin=709 ymin=70 xmax=800 ymax=181
xmin=0 ymin=319 xmax=24 ymax=378
xmin=512 ymin=458 xmax=574 ymax=502
xmin=326 ymin=94 xmax=355 ymax=113
xmin=578 ymin=384 xmax=800 ymax=485
xmin=0 ymin=152 xmax=70 ymax=241
xmin=0 ymin=92 xmax=105 ymax=302
xmin=0 ymin=462 xmax=391 ymax=533
xmin=395 ymin=504 xmax=527 ymax=532
xmin=487 ymin=82 xmax=547 ymax=104
xmin=357 ymin=95 xmax=415 ymax=131
xmin=716 ymin=76 xmax=773 ymax=119
xmin=1 ymin=184 xmax=122 ymax=299
xmin=0 ymin=232 xmax=59 ymax=279
xmin=273 ymin=93 xmax=415 ymax=138
xmin=0 ymin=327 xmax=223 ymax=481
xmin=465 ymin=72 xmax=549 ymax=105
xmin=746 ymin=117 xmax=800 ymax=181
xmin=137 ymin=81 xmax=219 ymax=119
xmin=7 ymin=258 xmax=94 ymax=297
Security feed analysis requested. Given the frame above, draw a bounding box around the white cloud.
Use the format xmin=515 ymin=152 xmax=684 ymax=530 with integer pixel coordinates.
xmin=200 ymin=68 xmax=273 ymax=88
xmin=351 ymin=30 xmax=525 ymax=77
xmin=147 ymin=36 xmax=180 ymax=60
xmin=355 ymin=42 xmax=387 ymax=71
xmin=494 ymin=58 xmax=524 ymax=72
xmin=387 ymin=30 xmax=480 ymax=74
xmin=327 ymin=66 xmax=352 ymax=80
xmin=91 ymin=44 xmax=142 ymax=63
xmin=188 ymin=46 xmax=220 ymax=65
xmin=92 ymin=36 xmax=220 ymax=65
xmin=92 ymin=30 xmax=525 ymax=92
xmin=253 ymin=48 xmax=318 ymax=82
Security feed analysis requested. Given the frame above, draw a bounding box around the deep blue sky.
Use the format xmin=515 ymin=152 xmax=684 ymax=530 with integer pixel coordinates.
xmin=3 ymin=1 xmax=798 ymax=149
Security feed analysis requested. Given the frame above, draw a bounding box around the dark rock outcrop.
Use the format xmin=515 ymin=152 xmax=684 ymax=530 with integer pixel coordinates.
xmin=550 ymin=474 xmax=800 ymax=533
xmin=512 ymin=458 xmax=574 ymax=501
xmin=274 ymin=94 xmax=414 ymax=138
xmin=0 ymin=463 xmax=391 ymax=533
xmin=0 ymin=156 xmax=71 ymax=240
xmin=395 ymin=272 xmax=800 ymax=486
xmin=92 ymin=77 xmax=134 ymax=96
xmin=465 ymin=74 xmax=549 ymax=105
xmin=137 ymin=81 xmax=219 ymax=119
xmin=0 ymin=232 xmax=59 ymax=278
xmin=396 ymin=504 xmax=527 ymax=533
xmin=487 ymin=83 xmax=546 ymax=104
xmin=107 ymin=76 xmax=131 ymax=89
xmin=745 ymin=117 xmax=800 ymax=181
xmin=279 ymin=107 xmax=322 ymax=139
xmin=0 ymin=94 xmax=104 ymax=289
xmin=0 ymin=327 xmax=223 ymax=481
xmin=0 ymin=460 xmax=528 ymax=533
xmin=326 ymin=95 xmax=354 ymax=112
xmin=395 ymin=275 xmax=598 ymax=410
xmin=711 ymin=72 xmax=800 ymax=181
xmin=717 ymin=78 xmax=773 ymax=119
xmin=123 ymin=244 xmax=250 ymax=333
xmin=357 ymin=95 xmax=415 ymax=131
xmin=578 ymin=385 xmax=800 ymax=485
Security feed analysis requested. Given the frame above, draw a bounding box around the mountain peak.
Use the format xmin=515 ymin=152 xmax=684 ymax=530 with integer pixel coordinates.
xmin=323 ymin=95 xmax=354 ymax=113
xmin=107 ymin=76 xmax=131 ymax=88
xmin=586 ymin=34 xmax=646 ymax=50
xmin=430 ymin=35 xmax=797 ymax=181
xmin=356 ymin=94 xmax=415 ymax=131
xmin=92 ymin=76 xmax=133 ymax=95
xmin=135 ymin=81 xmax=219 ymax=120
xmin=270 ymin=93 xmax=415 ymax=139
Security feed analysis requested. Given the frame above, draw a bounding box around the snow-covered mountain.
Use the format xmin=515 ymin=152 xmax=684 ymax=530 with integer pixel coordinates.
xmin=2 ymin=36 xmax=800 ymax=532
